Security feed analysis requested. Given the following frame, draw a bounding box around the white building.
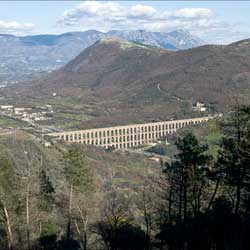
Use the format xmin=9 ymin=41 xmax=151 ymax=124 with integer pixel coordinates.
xmin=193 ymin=102 xmax=207 ymax=112
xmin=0 ymin=105 xmax=13 ymax=110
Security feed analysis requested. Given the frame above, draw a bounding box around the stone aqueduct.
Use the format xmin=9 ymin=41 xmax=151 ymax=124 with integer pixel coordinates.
xmin=49 ymin=117 xmax=211 ymax=149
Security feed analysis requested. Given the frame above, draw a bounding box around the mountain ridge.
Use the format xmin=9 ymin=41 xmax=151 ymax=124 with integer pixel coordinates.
xmin=0 ymin=29 xmax=204 ymax=84
xmin=4 ymin=37 xmax=250 ymax=128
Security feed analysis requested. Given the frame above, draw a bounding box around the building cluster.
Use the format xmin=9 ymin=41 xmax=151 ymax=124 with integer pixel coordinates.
xmin=0 ymin=80 xmax=18 ymax=88
xmin=0 ymin=104 xmax=54 ymax=123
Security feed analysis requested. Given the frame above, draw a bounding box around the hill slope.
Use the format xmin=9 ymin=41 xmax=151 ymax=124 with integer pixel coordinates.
xmin=0 ymin=29 xmax=203 ymax=84
xmin=3 ymin=38 xmax=250 ymax=129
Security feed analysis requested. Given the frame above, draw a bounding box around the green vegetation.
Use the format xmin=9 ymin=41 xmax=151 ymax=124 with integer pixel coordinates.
xmin=1 ymin=106 xmax=250 ymax=250
xmin=146 ymin=143 xmax=168 ymax=155
xmin=0 ymin=129 xmax=159 ymax=250
xmin=0 ymin=115 xmax=28 ymax=128
xmin=145 ymin=119 xmax=223 ymax=160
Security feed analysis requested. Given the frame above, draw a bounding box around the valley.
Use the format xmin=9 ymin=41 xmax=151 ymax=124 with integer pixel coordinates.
xmin=0 ymin=16 xmax=250 ymax=249
xmin=2 ymin=37 xmax=250 ymax=131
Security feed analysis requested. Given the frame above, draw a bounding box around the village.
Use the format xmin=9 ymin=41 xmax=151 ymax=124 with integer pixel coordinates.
xmin=0 ymin=104 xmax=54 ymax=126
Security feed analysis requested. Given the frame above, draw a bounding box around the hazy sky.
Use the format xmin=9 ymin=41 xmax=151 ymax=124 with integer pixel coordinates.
xmin=0 ymin=1 xmax=249 ymax=44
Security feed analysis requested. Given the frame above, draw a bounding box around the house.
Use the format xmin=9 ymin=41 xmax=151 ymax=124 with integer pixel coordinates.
xmin=44 ymin=141 xmax=51 ymax=147
xmin=0 ymin=105 xmax=13 ymax=110
xmin=193 ymin=102 xmax=207 ymax=112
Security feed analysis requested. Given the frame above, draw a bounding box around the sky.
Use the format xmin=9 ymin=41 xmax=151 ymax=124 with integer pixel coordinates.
xmin=0 ymin=1 xmax=250 ymax=44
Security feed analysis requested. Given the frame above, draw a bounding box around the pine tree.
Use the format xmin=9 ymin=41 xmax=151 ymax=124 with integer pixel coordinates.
xmin=63 ymin=147 xmax=93 ymax=244
xmin=217 ymin=105 xmax=250 ymax=214
xmin=174 ymin=132 xmax=211 ymax=219
xmin=39 ymin=168 xmax=55 ymax=211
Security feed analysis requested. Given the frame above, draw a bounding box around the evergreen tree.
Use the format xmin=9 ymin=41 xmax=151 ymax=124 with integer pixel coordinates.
xmin=39 ymin=168 xmax=55 ymax=211
xmin=157 ymin=133 xmax=211 ymax=250
xmin=217 ymin=106 xmax=250 ymax=214
xmin=63 ymin=147 xmax=93 ymax=244
xmin=174 ymin=132 xmax=211 ymax=218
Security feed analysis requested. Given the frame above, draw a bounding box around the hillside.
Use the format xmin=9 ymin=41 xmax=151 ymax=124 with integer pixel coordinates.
xmin=0 ymin=127 xmax=159 ymax=187
xmin=0 ymin=128 xmax=159 ymax=212
xmin=0 ymin=29 xmax=203 ymax=84
xmin=3 ymin=37 xmax=250 ymax=129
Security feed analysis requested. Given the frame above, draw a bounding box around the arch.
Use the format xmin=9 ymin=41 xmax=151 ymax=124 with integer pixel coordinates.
xmin=50 ymin=117 xmax=211 ymax=149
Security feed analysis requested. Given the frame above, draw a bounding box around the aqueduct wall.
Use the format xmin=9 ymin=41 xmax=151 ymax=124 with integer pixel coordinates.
xmin=49 ymin=117 xmax=211 ymax=149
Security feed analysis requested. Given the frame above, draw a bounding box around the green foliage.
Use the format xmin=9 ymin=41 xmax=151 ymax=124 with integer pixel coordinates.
xmin=4 ymin=106 xmax=250 ymax=250
xmin=95 ymin=221 xmax=148 ymax=250
xmin=39 ymin=169 xmax=55 ymax=211
xmin=40 ymin=221 xmax=58 ymax=238
xmin=157 ymin=106 xmax=250 ymax=250
xmin=0 ymin=130 xmax=159 ymax=250
xmin=162 ymin=132 xmax=212 ymax=226
xmin=217 ymin=106 xmax=250 ymax=213
xmin=0 ymin=157 xmax=16 ymax=196
xmin=146 ymin=144 xmax=168 ymax=155
xmin=175 ymin=132 xmax=210 ymax=168
xmin=63 ymin=148 xmax=93 ymax=191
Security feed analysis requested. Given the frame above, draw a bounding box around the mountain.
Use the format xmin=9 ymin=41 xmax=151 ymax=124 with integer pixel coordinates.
xmin=107 ymin=29 xmax=203 ymax=50
xmin=4 ymin=37 xmax=250 ymax=129
xmin=0 ymin=30 xmax=104 ymax=84
xmin=0 ymin=29 xmax=203 ymax=84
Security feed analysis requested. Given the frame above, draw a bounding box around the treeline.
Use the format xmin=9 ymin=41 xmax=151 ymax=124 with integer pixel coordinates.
xmin=1 ymin=105 xmax=250 ymax=250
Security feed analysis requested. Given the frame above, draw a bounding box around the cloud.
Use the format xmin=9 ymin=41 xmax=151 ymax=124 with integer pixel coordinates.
xmin=60 ymin=2 xmax=127 ymax=26
xmin=0 ymin=20 xmax=35 ymax=34
xmin=58 ymin=1 xmax=249 ymax=44
xmin=129 ymin=4 xmax=157 ymax=19
xmin=172 ymin=8 xmax=213 ymax=19
xmin=58 ymin=2 xmax=214 ymax=31
xmin=59 ymin=2 xmax=213 ymax=24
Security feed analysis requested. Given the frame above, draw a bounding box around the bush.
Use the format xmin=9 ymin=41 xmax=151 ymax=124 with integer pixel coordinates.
xmin=95 ymin=221 xmax=148 ymax=250
xmin=146 ymin=144 xmax=168 ymax=155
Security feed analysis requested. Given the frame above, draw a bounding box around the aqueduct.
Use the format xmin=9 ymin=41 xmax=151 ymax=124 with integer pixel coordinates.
xmin=49 ymin=117 xmax=212 ymax=149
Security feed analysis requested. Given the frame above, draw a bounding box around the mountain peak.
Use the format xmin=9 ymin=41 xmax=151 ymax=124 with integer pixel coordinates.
xmin=99 ymin=36 xmax=124 ymax=43
xmin=99 ymin=36 xmax=151 ymax=50
xmin=168 ymin=29 xmax=190 ymax=35
xmin=106 ymin=29 xmax=204 ymax=50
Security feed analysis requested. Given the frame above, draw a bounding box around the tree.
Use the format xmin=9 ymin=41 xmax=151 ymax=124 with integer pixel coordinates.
xmin=137 ymin=186 xmax=157 ymax=250
xmin=157 ymin=133 xmax=211 ymax=250
xmin=63 ymin=147 xmax=93 ymax=244
xmin=38 ymin=222 xmax=59 ymax=250
xmin=95 ymin=221 xmax=148 ymax=250
xmin=0 ymin=158 xmax=16 ymax=250
xmin=174 ymin=133 xmax=211 ymax=219
xmin=217 ymin=105 xmax=250 ymax=214
xmin=39 ymin=168 xmax=55 ymax=211
xmin=94 ymin=191 xmax=149 ymax=250
xmin=38 ymin=168 xmax=56 ymax=238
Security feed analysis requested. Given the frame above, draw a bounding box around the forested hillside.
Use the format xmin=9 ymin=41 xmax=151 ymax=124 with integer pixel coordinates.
xmin=0 ymin=130 xmax=159 ymax=250
xmin=1 ymin=105 xmax=250 ymax=250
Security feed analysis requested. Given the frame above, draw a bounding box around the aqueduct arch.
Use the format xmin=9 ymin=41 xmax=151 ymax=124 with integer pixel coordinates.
xmin=48 ymin=117 xmax=211 ymax=149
